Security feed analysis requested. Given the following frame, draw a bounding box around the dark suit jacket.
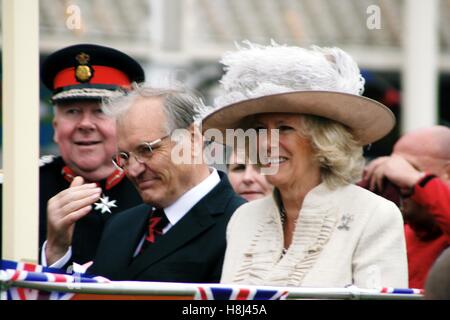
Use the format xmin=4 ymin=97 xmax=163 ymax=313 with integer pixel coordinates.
xmin=90 ymin=171 xmax=246 ymax=283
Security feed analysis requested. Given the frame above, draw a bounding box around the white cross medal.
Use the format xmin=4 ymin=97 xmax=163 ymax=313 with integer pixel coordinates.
xmin=94 ymin=194 xmax=117 ymax=214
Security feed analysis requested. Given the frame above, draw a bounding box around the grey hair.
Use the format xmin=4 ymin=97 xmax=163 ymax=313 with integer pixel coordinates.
xmin=102 ymin=82 xmax=206 ymax=133
xmin=297 ymin=114 xmax=365 ymax=189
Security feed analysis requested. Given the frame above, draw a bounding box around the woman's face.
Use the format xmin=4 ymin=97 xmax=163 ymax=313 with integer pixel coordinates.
xmin=253 ymin=113 xmax=321 ymax=190
xmin=228 ymin=149 xmax=273 ymax=201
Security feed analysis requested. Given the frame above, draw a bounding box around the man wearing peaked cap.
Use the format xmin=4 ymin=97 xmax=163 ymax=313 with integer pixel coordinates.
xmin=39 ymin=44 xmax=144 ymax=268
xmin=42 ymin=43 xmax=145 ymax=102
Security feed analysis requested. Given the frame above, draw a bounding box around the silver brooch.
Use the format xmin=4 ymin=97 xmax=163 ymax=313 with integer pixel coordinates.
xmin=337 ymin=213 xmax=354 ymax=231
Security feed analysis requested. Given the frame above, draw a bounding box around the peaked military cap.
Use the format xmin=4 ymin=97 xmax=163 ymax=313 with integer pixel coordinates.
xmin=41 ymin=43 xmax=145 ymax=102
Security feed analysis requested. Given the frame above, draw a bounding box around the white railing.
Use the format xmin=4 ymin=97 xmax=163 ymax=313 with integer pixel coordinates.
xmin=1 ymin=278 xmax=423 ymax=300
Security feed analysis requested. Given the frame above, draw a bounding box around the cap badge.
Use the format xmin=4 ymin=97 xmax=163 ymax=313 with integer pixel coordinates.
xmin=75 ymin=52 xmax=94 ymax=83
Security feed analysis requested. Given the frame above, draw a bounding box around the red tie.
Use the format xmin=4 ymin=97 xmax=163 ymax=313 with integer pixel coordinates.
xmin=140 ymin=208 xmax=169 ymax=252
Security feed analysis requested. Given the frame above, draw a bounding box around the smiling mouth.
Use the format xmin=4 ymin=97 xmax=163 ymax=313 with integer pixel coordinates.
xmin=74 ymin=141 xmax=101 ymax=146
xmin=260 ymin=157 xmax=288 ymax=166
xmin=241 ymin=191 xmax=263 ymax=195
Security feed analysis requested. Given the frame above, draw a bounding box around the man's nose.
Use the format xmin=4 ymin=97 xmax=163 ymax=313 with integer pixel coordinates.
xmin=77 ymin=112 xmax=96 ymax=131
xmin=126 ymin=155 xmax=146 ymax=177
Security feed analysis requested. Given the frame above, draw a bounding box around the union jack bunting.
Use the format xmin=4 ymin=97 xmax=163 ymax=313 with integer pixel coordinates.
xmin=0 ymin=260 xmax=65 ymax=274
xmin=195 ymin=286 xmax=289 ymax=300
xmin=380 ymin=287 xmax=424 ymax=295
xmin=4 ymin=286 xmax=76 ymax=300
xmin=0 ymin=260 xmax=109 ymax=300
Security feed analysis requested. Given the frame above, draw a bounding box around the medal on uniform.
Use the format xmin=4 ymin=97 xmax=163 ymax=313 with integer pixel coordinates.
xmin=94 ymin=194 xmax=117 ymax=214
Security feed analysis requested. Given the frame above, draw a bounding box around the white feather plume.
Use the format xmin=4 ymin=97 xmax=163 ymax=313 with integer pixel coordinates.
xmin=213 ymin=41 xmax=365 ymax=109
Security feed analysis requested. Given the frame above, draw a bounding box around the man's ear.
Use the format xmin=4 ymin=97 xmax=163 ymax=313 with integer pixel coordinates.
xmin=190 ymin=124 xmax=203 ymax=145
xmin=52 ymin=118 xmax=59 ymax=144
xmin=443 ymin=162 xmax=450 ymax=183
xmin=190 ymin=124 xmax=204 ymax=163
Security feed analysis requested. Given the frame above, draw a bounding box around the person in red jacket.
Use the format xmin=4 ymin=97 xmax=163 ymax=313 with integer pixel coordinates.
xmin=363 ymin=125 xmax=450 ymax=289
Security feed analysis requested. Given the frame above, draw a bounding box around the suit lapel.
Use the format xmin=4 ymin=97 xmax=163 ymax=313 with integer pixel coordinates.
xmin=126 ymin=172 xmax=234 ymax=279
xmin=126 ymin=201 xmax=216 ymax=278
xmin=91 ymin=204 xmax=150 ymax=278
xmin=118 ymin=206 xmax=150 ymax=264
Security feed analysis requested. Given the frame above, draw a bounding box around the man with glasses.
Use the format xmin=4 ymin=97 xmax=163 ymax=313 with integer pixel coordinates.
xmin=40 ymin=44 xmax=144 ymax=267
xmin=363 ymin=125 xmax=450 ymax=289
xmin=50 ymin=83 xmax=246 ymax=282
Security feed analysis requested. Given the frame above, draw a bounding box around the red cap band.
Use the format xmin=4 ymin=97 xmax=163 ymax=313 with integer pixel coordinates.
xmin=53 ymin=65 xmax=131 ymax=89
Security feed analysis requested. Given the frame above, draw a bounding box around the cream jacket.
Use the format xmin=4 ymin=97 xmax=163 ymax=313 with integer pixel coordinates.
xmin=221 ymin=183 xmax=408 ymax=289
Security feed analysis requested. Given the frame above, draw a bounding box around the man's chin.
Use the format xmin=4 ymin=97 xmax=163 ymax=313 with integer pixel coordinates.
xmin=141 ymin=194 xmax=164 ymax=207
xmin=139 ymin=187 xmax=171 ymax=207
xmin=75 ymin=164 xmax=106 ymax=173
xmin=69 ymin=161 xmax=115 ymax=177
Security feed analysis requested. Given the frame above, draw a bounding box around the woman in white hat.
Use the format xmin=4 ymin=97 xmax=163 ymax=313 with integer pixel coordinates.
xmin=202 ymin=42 xmax=408 ymax=289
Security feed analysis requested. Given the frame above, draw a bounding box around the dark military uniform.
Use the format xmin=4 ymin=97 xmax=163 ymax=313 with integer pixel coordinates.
xmin=39 ymin=155 xmax=142 ymax=264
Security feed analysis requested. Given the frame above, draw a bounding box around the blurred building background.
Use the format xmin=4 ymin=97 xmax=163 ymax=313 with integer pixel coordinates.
xmin=1 ymin=0 xmax=449 ymax=162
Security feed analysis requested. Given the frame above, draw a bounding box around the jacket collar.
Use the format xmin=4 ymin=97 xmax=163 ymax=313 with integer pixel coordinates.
xmin=61 ymin=165 xmax=125 ymax=190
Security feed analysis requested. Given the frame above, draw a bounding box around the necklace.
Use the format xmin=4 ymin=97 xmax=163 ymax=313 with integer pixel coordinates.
xmin=280 ymin=204 xmax=288 ymax=257
xmin=280 ymin=203 xmax=287 ymax=225
xmin=274 ymin=188 xmax=289 ymax=256
xmin=274 ymin=188 xmax=287 ymax=225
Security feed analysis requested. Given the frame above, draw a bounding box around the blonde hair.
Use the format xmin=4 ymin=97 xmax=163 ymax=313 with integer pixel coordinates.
xmin=297 ymin=114 xmax=365 ymax=189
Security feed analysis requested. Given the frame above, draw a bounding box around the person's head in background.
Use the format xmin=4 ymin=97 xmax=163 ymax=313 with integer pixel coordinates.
xmin=425 ymin=248 xmax=450 ymax=300
xmin=227 ymin=147 xmax=272 ymax=201
xmin=393 ymin=126 xmax=450 ymax=185
xmin=41 ymin=44 xmax=145 ymax=182
xmin=394 ymin=126 xmax=450 ymax=239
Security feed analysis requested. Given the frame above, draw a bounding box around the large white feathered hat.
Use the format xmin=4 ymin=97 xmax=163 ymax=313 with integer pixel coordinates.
xmin=202 ymin=42 xmax=395 ymax=145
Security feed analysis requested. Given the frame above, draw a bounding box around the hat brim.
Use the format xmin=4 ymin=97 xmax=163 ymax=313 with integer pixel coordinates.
xmin=202 ymin=91 xmax=395 ymax=146
xmin=51 ymin=88 xmax=124 ymax=103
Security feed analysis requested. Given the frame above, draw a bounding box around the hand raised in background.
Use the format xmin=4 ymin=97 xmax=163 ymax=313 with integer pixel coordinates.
xmin=363 ymin=154 xmax=424 ymax=193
